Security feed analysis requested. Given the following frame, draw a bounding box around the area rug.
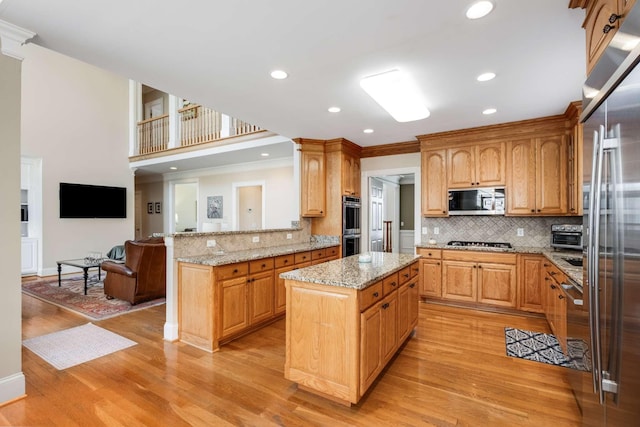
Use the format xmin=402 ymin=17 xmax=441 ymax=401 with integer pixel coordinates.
xmin=504 ymin=327 xmax=589 ymax=371
xmin=23 ymin=323 xmax=137 ymax=370
xmin=22 ymin=274 xmax=165 ymax=321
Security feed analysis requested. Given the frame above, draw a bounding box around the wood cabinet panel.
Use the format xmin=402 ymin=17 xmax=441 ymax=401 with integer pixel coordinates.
xmin=295 ymin=251 xmax=312 ymax=264
xmin=359 ymin=281 xmax=383 ymax=311
xmin=476 ymin=142 xmax=506 ymax=186
xmin=360 ymin=301 xmax=382 ymax=392
xmin=420 ymin=258 xmax=442 ymax=297
xmin=585 ymin=0 xmax=619 ymax=73
xmin=249 ymin=270 xmax=274 ymax=325
xmin=507 ymin=139 xmax=537 ymax=214
xmin=275 ymin=254 xmax=294 ymax=269
xmin=220 ymin=276 xmax=248 ymax=338
xmin=448 ymin=146 xmax=475 ymax=188
xmin=408 ymin=278 xmax=419 ymax=328
xmin=380 ymin=292 xmax=398 ymax=364
xmin=301 ymin=146 xmax=326 ymax=217
xmin=397 ymin=284 xmax=410 ymax=344
xmin=178 ymin=263 xmax=215 ymax=351
xmin=518 ymin=255 xmax=544 ymax=313
xmin=382 ymin=272 xmax=399 ymax=296
xmin=536 ymin=135 xmax=567 ymax=214
xmin=421 ymin=149 xmax=448 ymax=216
xmin=442 ymin=260 xmax=477 ymax=302
xmin=477 ymin=263 xmax=516 ymax=308
xmin=275 ymin=264 xmax=294 ymax=315
xmin=342 ymin=153 xmax=361 ymax=197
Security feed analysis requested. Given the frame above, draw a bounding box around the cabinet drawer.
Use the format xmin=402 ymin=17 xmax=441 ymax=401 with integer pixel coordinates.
xmin=443 ymin=250 xmax=516 ymax=265
xmin=382 ymin=272 xmax=400 ymax=295
xmin=217 ymin=262 xmax=248 ymax=280
xmin=410 ymin=261 xmax=420 ymax=278
xmin=274 ymin=254 xmax=294 ymax=269
xmin=249 ymin=258 xmax=274 ymax=274
xmin=295 ymin=251 xmax=312 ymax=264
xmin=359 ymin=281 xmax=383 ymax=311
xmin=325 ymin=246 xmax=340 ymax=258
xmin=399 ymin=266 xmax=412 ymax=285
xmin=417 ymin=248 xmax=442 ymax=259
xmin=311 ymin=248 xmax=326 ymax=260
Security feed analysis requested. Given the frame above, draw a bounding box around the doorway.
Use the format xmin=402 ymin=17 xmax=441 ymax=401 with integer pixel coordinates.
xmin=174 ymin=182 xmax=198 ymax=232
xmin=232 ymin=181 xmax=265 ymax=231
xmin=144 ymin=98 xmax=163 ymax=120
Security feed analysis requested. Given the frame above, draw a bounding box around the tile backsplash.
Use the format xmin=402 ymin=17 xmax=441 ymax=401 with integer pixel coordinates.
xmin=421 ymin=216 xmax=582 ymax=247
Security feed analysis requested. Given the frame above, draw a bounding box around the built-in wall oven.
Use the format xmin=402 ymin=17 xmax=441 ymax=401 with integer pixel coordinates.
xmin=342 ymin=196 xmax=361 ymax=257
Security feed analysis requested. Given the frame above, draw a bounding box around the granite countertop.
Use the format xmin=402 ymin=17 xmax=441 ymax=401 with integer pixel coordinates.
xmin=177 ymin=241 xmax=339 ymax=266
xmin=280 ymin=252 xmax=420 ymax=290
xmin=416 ymin=241 xmax=583 ymax=287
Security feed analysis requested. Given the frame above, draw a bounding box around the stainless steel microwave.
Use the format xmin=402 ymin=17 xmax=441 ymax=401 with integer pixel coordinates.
xmin=448 ymin=187 xmax=505 ymax=215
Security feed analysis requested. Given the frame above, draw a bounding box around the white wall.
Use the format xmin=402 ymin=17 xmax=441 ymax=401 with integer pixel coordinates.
xmin=136 ymin=179 xmax=165 ymax=237
xmin=0 ymin=44 xmax=26 ymax=404
xmin=20 ymin=44 xmax=133 ymax=275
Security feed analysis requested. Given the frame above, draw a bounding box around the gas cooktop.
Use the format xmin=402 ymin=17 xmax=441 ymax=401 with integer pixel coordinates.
xmin=447 ymin=241 xmax=513 ymax=249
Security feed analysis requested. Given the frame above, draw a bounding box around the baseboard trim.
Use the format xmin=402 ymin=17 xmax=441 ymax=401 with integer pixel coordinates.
xmin=164 ymin=322 xmax=179 ymax=342
xmin=0 ymin=372 xmax=26 ymax=406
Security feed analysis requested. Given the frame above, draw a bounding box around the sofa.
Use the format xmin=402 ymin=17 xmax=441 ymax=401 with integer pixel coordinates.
xmin=101 ymin=237 xmax=166 ymax=305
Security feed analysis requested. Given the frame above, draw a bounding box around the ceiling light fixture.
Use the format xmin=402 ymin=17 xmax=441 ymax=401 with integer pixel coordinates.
xmin=260 ymin=153 xmax=270 ymax=157
xmin=476 ymin=72 xmax=496 ymax=82
xmin=270 ymin=70 xmax=288 ymax=79
xmin=360 ymin=69 xmax=430 ymax=122
xmin=363 ymin=129 xmax=374 ymax=134
xmin=169 ymin=166 xmax=178 ymax=170
xmin=482 ymin=108 xmax=497 ymax=115
xmin=466 ymin=1 xmax=494 ymax=20
xmin=328 ymin=107 xmax=341 ymax=113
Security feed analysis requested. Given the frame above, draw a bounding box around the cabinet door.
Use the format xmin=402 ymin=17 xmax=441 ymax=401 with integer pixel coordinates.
xmin=381 ymin=293 xmax=398 ymax=364
xmin=249 ymin=270 xmax=274 ymax=325
xmin=408 ymin=279 xmax=419 ymax=328
xmin=536 ymin=136 xmax=567 ymax=214
xmin=476 ymin=142 xmax=505 ymax=186
xmin=396 ymin=284 xmax=410 ymax=343
xmin=556 ymin=289 xmax=568 ymax=354
xmin=220 ymin=276 xmax=248 ymax=338
xmin=506 ymin=139 xmax=536 ymax=215
xmin=567 ymin=123 xmax=583 ymax=216
xmin=448 ymin=146 xmax=476 ymax=188
xmin=360 ymin=302 xmax=382 ymax=393
xmin=179 ymin=263 xmax=215 ymax=351
xmin=353 ymin=158 xmax=361 ymax=197
xmin=477 ymin=262 xmax=516 ymax=308
xmin=585 ymin=0 xmax=619 ymax=73
xmin=275 ymin=265 xmax=294 ymax=315
xmin=420 ymin=258 xmax=442 ymax=297
xmin=442 ymin=260 xmax=476 ymax=302
xmin=301 ymin=148 xmax=326 ymax=217
xmin=518 ymin=255 xmax=544 ymax=313
xmin=421 ymin=149 xmax=448 ymax=216
xmin=342 ymin=154 xmax=360 ymax=196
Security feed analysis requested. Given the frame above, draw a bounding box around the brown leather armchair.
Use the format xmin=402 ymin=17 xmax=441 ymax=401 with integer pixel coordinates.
xmin=101 ymin=238 xmax=166 ymax=305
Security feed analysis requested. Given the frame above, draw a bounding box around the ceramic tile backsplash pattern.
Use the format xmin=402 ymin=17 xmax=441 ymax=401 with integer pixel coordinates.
xmin=421 ymin=216 xmax=582 ymax=247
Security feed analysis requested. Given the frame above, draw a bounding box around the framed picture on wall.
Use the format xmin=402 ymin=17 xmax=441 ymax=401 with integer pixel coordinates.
xmin=147 ymin=202 xmax=153 ymax=214
xmin=155 ymin=202 xmax=162 ymax=214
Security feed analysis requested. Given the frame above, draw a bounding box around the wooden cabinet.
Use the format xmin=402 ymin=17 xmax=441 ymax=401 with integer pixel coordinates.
xmin=518 ymin=255 xmax=544 ymax=313
xmin=178 ymin=263 xmax=215 ymax=351
xmin=421 ymin=149 xmax=448 ymax=216
xmin=567 ymin=102 xmax=583 ymax=216
xmin=507 ymin=135 xmax=567 ymax=215
xmin=248 ymin=258 xmax=274 ymax=325
xmin=220 ymin=275 xmax=249 ymax=338
xmin=448 ymin=142 xmax=505 ymax=188
xmin=342 ymin=153 xmax=361 ymax=196
xmin=300 ymin=143 xmax=326 ymax=217
xmin=285 ymin=260 xmax=419 ymax=405
xmin=417 ymin=248 xmax=442 ymax=297
xmin=543 ymin=261 xmax=569 ymax=353
xmin=442 ymin=250 xmax=517 ymax=308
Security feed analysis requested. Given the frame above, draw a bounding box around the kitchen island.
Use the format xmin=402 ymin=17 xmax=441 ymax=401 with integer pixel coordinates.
xmin=281 ymin=252 xmax=420 ymax=405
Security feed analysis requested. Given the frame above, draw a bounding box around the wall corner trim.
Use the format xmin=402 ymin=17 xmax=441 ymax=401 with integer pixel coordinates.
xmin=0 ymin=19 xmax=36 ymax=60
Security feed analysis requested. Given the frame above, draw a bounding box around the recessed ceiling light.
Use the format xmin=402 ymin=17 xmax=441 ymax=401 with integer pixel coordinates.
xmin=270 ymin=70 xmax=288 ymax=79
xmin=169 ymin=166 xmax=178 ymax=170
xmin=477 ymin=72 xmax=496 ymax=82
xmin=466 ymin=1 xmax=494 ymax=20
xmin=482 ymin=108 xmax=497 ymax=115
xmin=363 ymin=129 xmax=374 ymax=134
xmin=360 ymin=69 xmax=430 ymax=122
xmin=260 ymin=153 xmax=269 ymax=157
xmin=328 ymin=107 xmax=341 ymax=113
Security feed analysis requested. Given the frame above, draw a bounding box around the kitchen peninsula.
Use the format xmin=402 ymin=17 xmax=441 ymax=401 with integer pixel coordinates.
xmin=281 ymin=252 xmax=420 ymax=405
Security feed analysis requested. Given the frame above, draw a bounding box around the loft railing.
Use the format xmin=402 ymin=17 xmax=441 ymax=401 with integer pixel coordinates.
xmin=135 ymin=104 xmax=262 ymax=156
xmin=137 ymin=114 xmax=169 ymax=155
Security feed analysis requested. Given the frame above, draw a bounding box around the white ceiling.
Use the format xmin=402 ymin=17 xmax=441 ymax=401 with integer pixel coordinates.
xmin=0 ymin=1 xmax=586 ymax=150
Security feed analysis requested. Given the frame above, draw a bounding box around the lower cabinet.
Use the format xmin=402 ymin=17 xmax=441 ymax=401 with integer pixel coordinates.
xmin=518 ymin=254 xmax=544 ymax=313
xmin=221 ymin=275 xmax=249 ymax=338
xmin=285 ymin=261 xmax=419 ymax=405
xmin=543 ymin=261 xmax=568 ymax=353
xmin=441 ymin=250 xmax=517 ymax=308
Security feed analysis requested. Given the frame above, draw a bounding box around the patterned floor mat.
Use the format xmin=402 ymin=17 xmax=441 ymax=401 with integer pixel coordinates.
xmin=505 ymin=327 xmax=590 ymax=371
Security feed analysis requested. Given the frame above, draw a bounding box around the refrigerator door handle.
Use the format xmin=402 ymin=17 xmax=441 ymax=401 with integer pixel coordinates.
xmin=587 ymin=128 xmax=601 ymax=395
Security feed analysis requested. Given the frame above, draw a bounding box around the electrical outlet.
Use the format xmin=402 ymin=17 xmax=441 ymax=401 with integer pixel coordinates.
xmin=517 ymin=228 xmax=525 ymax=237
xmin=400 ymin=221 xmax=404 ymax=227
xmin=286 ymin=233 xmax=292 ymax=239
xmin=433 ymin=227 xmax=440 ymax=235
xmin=252 ymin=236 xmax=260 ymax=243
xmin=206 ymin=239 xmax=216 ymax=247
xmin=422 ymin=227 xmax=428 ymax=235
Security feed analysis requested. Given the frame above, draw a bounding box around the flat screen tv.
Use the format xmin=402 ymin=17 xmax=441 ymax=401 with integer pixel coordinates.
xmin=59 ymin=183 xmax=127 ymax=218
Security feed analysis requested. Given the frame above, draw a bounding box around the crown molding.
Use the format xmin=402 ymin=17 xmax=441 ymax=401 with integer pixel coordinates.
xmin=0 ymin=19 xmax=35 ymax=60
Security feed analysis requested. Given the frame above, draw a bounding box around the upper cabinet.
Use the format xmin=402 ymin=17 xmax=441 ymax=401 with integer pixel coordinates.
xmin=298 ymin=140 xmax=326 ymax=217
xmin=448 ymin=143 xmax=505 ymax=188
xmin=579 ymin=0 xmax=637 ymax=73
xmin=421 ymin=149 xmax=448 ymax=216
xmin=342 ymin=153 xmax=361 ymax=197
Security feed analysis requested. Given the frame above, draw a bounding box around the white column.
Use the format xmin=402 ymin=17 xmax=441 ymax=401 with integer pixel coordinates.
xmin=168 ymin=95 xmax=180 ymax=149
xmin=128 ymin=80 xmax=142 ymax=157
xmin=163 ymin=236 xmax=179 ymax=341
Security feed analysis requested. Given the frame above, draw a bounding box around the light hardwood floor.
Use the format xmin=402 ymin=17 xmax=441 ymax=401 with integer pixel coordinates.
xmin=1 ymin=292 xmax=581 ymax=426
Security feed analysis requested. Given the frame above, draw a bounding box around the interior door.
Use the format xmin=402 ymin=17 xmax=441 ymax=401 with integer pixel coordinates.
xmin=370 ymin=178 xmax=383 ymax=251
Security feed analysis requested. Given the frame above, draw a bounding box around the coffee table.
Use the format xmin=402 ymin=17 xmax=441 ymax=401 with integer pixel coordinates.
xmin=56 ymin=258 xmax=104 ymax=295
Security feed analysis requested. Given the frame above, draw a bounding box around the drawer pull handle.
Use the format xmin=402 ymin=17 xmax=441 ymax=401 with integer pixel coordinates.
xmin=550 ymin=284 xmax=556 ymax=289
xmin=233 ymin=269 xmax=238 ymax=274
xmin=284 ymin=259 xmax=288 ymax=263
xmin=558 ymin=295 xmax=565 ymax=300
xmin=382 ymin=303 xmax=390 ymax=309
xmin=391 ymin=281 xmax=397 ymax=286
xmin=409 ymin=283 xmax=415 ymax=288
xmin=373 ymin=292 xmax=379 ymax=298
xmin=403 ymin=273 xmax=409 ymax=278
xmin=261 ymin=263 xmax=266 ymax=268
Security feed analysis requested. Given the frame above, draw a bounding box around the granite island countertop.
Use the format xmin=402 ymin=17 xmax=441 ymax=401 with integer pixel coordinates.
xmin=177 ymin=241 xmax=339 ymax=267
xmin=416 ymin=241 xmax=583 ymax=287
xmin=280 ymin=252 xmax=420 ymax=290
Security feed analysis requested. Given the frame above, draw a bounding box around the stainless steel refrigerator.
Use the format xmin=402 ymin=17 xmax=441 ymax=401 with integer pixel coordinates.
xmin=574 ymin=3 xmax=640 ymax=425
